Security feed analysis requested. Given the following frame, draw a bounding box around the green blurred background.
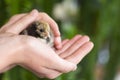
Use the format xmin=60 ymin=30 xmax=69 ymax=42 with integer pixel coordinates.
xmin=0 ymin=0 xmax=120 ymax=80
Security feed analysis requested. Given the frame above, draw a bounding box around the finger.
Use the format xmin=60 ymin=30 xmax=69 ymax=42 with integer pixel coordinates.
xmin=55 ymin=39 xmax=69 ymax=54
xmin=39 ymin=67 xmax=61 ymax=79
xmin=38 ymin=12 xmax=60 ymax=38
xmin=62 ymin=39 xmax=69 ymax=46
xmin=20 ymin=63 xmax=57 ymax=79
xmin=5 ymin=9 xmax=39 ymax=34
xmin=37 ymin=13 xmax=61 ymax=49
xmin=65 ymin=41 xmax=94 ymax=64
xmin=55 ymin=37 xmax=62 ymax=49
xmin=2 ymin=14 xmax=26 ymax=27
xmin=56 ymin=35 xmax=82 ymax=55
xmin=60 ymin=36 xmax=90 ymax=58
xmin=21 ymin=65 xmax=46 ymax=78
xmin=7 ymin=14 xmax=26 ymax=26
xmin=20 ymin=36 xmax=77 ymax=74
xmin=0 ymin=14 xmax=26 ymax=33
xmin=46 ymin=55 xmax=77 ymax=73
xmin=21 ymin=63 xmax=62 ymax=79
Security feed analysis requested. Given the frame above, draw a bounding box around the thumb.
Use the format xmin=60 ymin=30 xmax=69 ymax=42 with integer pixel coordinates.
xmin=6 ymin=9 xmax=38 ymax=34
xmin=48 ymin=56 xmax=77 ymax=73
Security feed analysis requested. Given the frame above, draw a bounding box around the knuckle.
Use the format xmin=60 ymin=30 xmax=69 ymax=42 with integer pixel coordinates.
xmin=41 ymin=12 xmax=48 ymax=17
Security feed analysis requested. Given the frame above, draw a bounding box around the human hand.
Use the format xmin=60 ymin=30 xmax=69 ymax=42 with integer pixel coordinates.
xmin=0 ymin=10 xmax=76 ymax=77
xmin=38 ymin=35 xmax=94 ymax=79
xmin=0 ymin=9 xmax=62 ymax=49
xmin=0 ymin=9 xmax=94 ymax=79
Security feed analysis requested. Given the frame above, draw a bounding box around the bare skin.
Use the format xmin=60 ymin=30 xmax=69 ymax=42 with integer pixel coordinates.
xmin=0 ymin=10 xmax=94 ymax=79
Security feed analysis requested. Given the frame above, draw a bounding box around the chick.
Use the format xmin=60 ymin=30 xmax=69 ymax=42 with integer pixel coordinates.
xmin=20 ymin=21 xmax=54 ymax=47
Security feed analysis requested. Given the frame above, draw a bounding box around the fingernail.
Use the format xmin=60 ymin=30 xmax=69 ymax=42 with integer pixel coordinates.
xmin=30 ymin=9 xmax=38 ymax=16
xmin=56 ymin=37 xmax=61 ymax=43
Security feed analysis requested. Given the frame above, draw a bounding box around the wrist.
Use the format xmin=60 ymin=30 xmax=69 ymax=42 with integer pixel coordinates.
xmin=10 ymin=42 xmax=27 ymax=65
xmin=0 ymin=51 xmax=15 ymax=73
xmin=0 ymin=40 xmax=25 ymax=73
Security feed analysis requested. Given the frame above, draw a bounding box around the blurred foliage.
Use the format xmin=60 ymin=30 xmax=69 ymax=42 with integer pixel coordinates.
xmin=0 ymin=0 xmax=120 ymax=80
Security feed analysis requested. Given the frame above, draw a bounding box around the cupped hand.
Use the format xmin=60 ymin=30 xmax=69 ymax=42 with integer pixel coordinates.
xmin=0 ymin=9 xmax=62 ymax=49
xmin=38 ymin=35 xmax=94 ymax=79
xmin=0 ymin=9 xmax=94 ymax=79
xmin=0 ymin=10 xmax=76 ymax=78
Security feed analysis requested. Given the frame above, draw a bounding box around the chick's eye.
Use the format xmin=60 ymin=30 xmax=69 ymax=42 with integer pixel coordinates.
xmin=40 ymin=29 xmax=44 ymax=32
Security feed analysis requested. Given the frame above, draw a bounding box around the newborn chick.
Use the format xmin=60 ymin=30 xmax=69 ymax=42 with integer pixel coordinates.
xmin=20 ymin=21 xmax=54 ymax=47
